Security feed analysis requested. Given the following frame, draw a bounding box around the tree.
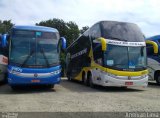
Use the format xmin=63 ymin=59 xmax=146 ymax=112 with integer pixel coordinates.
xmin=80 ymin=26 xmax=89 ymax=34
xmin=66 ymin=21 xmax=80 ymax=45
xmin=0 ymin=20 xmax=14 ymax=34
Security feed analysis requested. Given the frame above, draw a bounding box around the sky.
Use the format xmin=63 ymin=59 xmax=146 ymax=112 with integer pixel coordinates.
xmin=0 ymin=0 xmax=160 ymax=37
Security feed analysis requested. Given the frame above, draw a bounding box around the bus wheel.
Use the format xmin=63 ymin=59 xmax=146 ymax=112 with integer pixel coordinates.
xmin=67 ymin=73 xmax=72 ymax=81
xmin=11 ymin=86 xmax=18 ymax=90
xmin=47 ymin=84 xmax=54 ymax=88
xmin=155 ymin=73 xmax=160 ymax=85
xmin=82 ymin=72 xmax=85 ymax=84
xmin=84 ymin=75 xmax=89 ymax=86
xmin=68 ymin=76 xmax=72 ymax=81
xmin=88 ymin=73 xmax=95 ymax=88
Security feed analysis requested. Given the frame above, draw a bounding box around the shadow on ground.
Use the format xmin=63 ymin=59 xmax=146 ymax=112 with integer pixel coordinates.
xmin=0 ymin=78 xmax=155 ymax=94
xmin=148 ymin=82 xmax=160 ymax=88
xmin=60 ymin=79 xmax=145 ymax=93
xmin=0 ymin=84 xmax=55 ymax=94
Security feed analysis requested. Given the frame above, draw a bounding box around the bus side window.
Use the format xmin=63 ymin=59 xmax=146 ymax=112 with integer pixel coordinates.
xmin=93 ymin=44 xmax=103 ymax=65
xmin=146 ymin=44 xmax=154 ymax=56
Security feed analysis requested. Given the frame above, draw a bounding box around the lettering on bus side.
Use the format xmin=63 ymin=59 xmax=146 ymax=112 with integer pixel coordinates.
xmin=71 ymin=48 xmax=87 ymax=59
xmin=11 ymin=67 xmax=22 ymax=73
xmin=107 ymin=40 xmax=145 ymax=46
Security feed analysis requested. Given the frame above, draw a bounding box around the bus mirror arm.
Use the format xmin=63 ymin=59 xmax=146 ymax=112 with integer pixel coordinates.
xmin=146 ymin=40 xmax=158 ymax=54
xmin=96 ymin=37 xmax=107 ymax=51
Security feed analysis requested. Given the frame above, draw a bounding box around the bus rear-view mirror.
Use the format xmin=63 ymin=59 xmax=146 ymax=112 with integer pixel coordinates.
xmin=146 ymin=40 xmax=158 ymax=54
xmin=60 ymin=37 xmax=66 ymax=50
xmin=58 ymin=37 xmax=66 ymax=53
xmin=94 ymin=37 xmax=107 ymax=51
xmin=1 ymin=34 xmax=9 ymax=48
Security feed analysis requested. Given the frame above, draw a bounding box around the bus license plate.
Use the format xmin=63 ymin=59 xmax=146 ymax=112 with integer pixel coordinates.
xmin=125 ymin=82 xmax=133 ymax=86
xmin=31 ymin=80 xmax=40 ymax=83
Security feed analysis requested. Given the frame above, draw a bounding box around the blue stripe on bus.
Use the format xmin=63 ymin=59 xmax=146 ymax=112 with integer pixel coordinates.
xmin=8 ymin=65 xmax=61 ymax=85
xmin=148 ymin=56 xmax=160 ymax=63
xmin=8 ymin=65 xmax=61 ymax=73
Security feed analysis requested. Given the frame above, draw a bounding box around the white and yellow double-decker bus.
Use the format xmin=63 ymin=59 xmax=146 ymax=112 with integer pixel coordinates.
xmin=66 ymin=21 xmax=148 ymax=88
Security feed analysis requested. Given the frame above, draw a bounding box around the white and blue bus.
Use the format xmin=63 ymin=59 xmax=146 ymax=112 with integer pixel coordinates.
xmin=2 ymin=26 xmax=66 ymax=89
xmin=146 ymin=35 xmax=160 ymax=85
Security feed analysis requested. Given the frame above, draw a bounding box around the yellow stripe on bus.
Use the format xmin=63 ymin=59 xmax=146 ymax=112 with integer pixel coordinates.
xmin=91 ymin=62 xmax=148 ymax=76
xmin=73 ymin=66 xmax=148 ymax=81
xmin=73 ymin=49 xmax=148 ymax=81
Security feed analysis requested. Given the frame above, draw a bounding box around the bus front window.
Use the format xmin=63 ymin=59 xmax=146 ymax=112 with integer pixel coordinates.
xmin=10 ymin=37 xmax=35 ymax=66
xmin=36 ymin=38 xmax=59 ymax=66
xmin=104 ymin=44 xmax=147 ymax=71
xmin=10 ymin=30 xmax=59 ymax=67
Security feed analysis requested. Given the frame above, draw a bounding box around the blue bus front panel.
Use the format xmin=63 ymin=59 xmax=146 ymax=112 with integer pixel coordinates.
xmin=8 ymin=65 xmax=61 ymax=85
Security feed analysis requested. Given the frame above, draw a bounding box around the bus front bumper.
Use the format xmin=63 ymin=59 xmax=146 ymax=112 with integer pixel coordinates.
xmin=7 ymin=66 xmax=61 ymax=85
xmin=8 ymin=76 xmax=61 ymax=85
xmin=98 ymin=74 xmax=148 ymax=87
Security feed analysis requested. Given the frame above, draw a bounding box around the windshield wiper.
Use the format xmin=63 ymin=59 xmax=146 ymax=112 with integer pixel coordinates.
xmin=40 ymin=48 xmax=50 ymax=68
xmin=21 ymin=50 xmax=34 ymax=67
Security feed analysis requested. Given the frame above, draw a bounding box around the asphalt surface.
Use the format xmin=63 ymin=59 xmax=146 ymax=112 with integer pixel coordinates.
xmin=0 ymin=78 xmax=160 ymax=113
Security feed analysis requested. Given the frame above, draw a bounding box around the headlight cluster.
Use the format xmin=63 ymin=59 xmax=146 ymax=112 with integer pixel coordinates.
xmin=51 ymin=70 xmax=61 ymax=75
xmin=107 ymin=73 xmax=117 ymax=78
xmin=141 ymin=74 xmax=148 ymax=79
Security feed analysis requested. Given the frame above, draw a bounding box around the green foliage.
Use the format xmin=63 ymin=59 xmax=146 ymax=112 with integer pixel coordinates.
xmin=66 ymin=21 xmax=80 ymax=45
xmin=0 ymin=20 xmax=14 ymax=34
xmin=80 ymin=26 xmax=89 ymax=34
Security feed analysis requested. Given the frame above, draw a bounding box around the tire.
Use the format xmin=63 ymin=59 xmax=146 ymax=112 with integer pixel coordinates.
xmin=155 ymin=73 xmax=160 ymax=85
xmin=11 ymin=86 xmax=18 ymax=90
xmin=67 ymin=76 xmax=72 ymax=81
xmin=4 ymin=73 xmax=8 ymax=83
xmin=84 ymin=75 xmax=89 ymax=86
xmin=88 ymin=73 xmax=95 ymax=88
xmin=0 ymin=73 xmax=7 ymax=84
xmin=82 ymin=72 xmax=85 ymax=84
xmin=67 ymin=73 xmax=72 ymax=81
xmin=47 ymin=84 xmax=54 ymax=88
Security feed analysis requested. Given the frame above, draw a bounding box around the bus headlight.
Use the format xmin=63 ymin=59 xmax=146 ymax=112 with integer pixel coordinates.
xmin=141 ymin=74 xmax=148 ymax=79
xmin=51 ymin=70 xmax=61 ymax=75
xmin=107 ymin=73 xmax=117 ymax=78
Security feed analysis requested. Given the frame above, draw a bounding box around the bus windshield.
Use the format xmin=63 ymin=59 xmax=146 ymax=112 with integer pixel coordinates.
xmin=10 ymin=30 xmax=59 ymax=68
xmin=104 ymin=44 xmax=147 ymax=71
xmin=101 ymin=21 xmax=144 ymax=42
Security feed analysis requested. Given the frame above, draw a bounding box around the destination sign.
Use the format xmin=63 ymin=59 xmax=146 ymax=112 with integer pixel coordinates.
xmin=106 ymin=39 xmax=146 ymax=46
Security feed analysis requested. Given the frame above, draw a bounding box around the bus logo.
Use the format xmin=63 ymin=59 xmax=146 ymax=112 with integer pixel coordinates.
xmin=34 ymin=73 xmax=38 ymax=77
xmin=128 ymin=76 xmax=131 ymax=80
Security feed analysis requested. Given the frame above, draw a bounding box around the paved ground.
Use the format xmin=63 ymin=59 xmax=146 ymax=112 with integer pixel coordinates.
xmin=0 ymin=78 xmax=160 ymax=112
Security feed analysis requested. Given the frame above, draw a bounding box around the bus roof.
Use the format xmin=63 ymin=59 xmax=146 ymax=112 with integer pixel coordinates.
xmin=97 ymin=20 xmax=136 ymax=25
xmin=67 ymin=20 xmax=144 ymax=49
xmin=146 ymin=35 xmax=160 ymax=41
xmin=12 ymin=25 xmax=59 ymax=33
